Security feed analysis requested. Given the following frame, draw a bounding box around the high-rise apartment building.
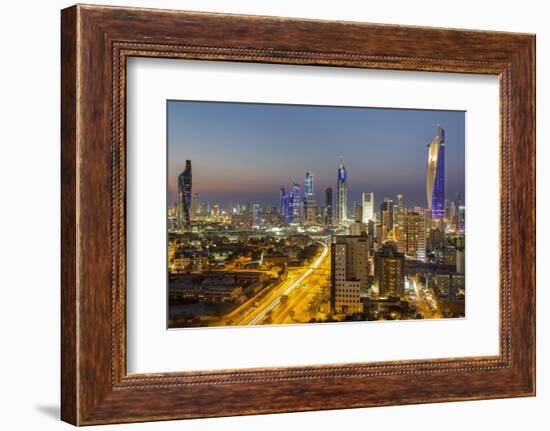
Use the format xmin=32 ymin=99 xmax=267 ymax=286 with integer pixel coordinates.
xmin=397 ymin=211 xmax=426 ymax=261
xmin=353 ymin=202 xmax=363 ymax=223
xmin=396 ymin=193 xmax=404 ymax=215
xmin=373 ymin=243 xmax=405 ymax=298
xmin=331 ymin=235 xmax=368 ymax=314
xmin=380 ymin=198 xmax=394 ymax=241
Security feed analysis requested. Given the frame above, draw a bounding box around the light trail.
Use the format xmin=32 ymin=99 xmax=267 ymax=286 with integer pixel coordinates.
xmin=247 ymin=242 xmax=329 ymax=325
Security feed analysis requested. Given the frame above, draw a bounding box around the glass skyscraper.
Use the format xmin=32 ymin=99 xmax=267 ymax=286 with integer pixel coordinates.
xmin=290 ymin=182 xmax=302 ymax=223
xmin=337 ymin=159 xmax=348 ymax=224
xmin=304 ymin=172 xmax=314 ymax=196
xmin=426 ymin=126 xmax=445 ymax=220
xmin=177 ymin=159 xmax=192 ymax=229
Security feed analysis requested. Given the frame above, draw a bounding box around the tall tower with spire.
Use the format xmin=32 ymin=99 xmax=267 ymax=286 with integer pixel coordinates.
xmin=337 ymin=158 xmax=348 ymax=224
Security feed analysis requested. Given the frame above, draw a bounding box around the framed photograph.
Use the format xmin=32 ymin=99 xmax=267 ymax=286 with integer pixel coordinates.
xmin=61 ymin=4 xmax=536 ymax=425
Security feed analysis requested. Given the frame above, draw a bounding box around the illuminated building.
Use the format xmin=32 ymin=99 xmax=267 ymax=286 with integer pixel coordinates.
xmin=380 ymin=198 xmax=393 ymax=241
xmin=353 ymin=202 xmax=363 ymax=222
xmin=304 ymin=171 xmax=314 ymax=196
xmin=373 ymin=243 xmax=405 ymax=298
xmin=448 ymin=200 xmax=457 ymax=228
xmin=431 ymin=274 xmax=465 ymax=295
xmin=304 ymin=172 xmax=317 ymax=223
xmin=336 ymin=159 xmax=348 ymax=224
xmin=331 ymin=236 xmax=368 ymax=314
xmin=280 ymin=188 xmax=289 ymax=223
xmin=212 ymin=204 xmax=220 ymax=216
xmin=428 ymin=228 xmax=445 ymax=253
xmin=458 ymin=205 xmax=466 ymax=232
xmin=349 ymin=221 xmax=366 ymax=236
xmin=290 ymin=182 xmax=302 ymax=223
xmin=396 ymin=193 xmax=404 ymax=215
xmin=193 ymin=196 xmax=201 ymax=217
xmin=251 ymin=204 xmax=260 ymax=226
xmin=325 ymin=187 xmax=333 ymax=227
xmin=397 ymin=211 xmax=426 ymax=260
xmin=362 ymin=192 xmax=375 ymax=223
xmin=426 ymin=126 xmax=445 ymax=220
xmin=395 ymin=193 xmax=404 ymax=226
xmin=456 ymin=248 xmax=465 ymax=274
xmin=305 ymin=195 xmax=317 ymax=223
xmin=177 ymin=159 xmax=192 ymax=229
xmin=455 ymin=233 xmax=465 ymax=273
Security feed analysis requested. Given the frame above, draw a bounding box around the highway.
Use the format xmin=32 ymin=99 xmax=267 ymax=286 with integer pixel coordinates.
xmin=246 ymin=242 xmax=329 ymax=325
xmin=408 ymin=277 xmax=441 ymax=319
xmin=271 ymin=255 xmax=330 ymax=324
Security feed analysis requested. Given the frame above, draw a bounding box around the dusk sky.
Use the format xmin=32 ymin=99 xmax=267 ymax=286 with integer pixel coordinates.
xmin=167 ymin=100 xmax=465 ymax=210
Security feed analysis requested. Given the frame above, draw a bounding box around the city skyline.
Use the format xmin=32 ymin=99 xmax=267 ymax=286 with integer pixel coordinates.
xmin=168 ymin=101 xmax=465 ymax=210
xmin=167 ymin=101 xmax=466 ymax=328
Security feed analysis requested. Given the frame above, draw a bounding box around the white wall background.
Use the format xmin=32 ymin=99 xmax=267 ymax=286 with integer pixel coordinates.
xmin=0 ymin=0 xmax=546 ymax=429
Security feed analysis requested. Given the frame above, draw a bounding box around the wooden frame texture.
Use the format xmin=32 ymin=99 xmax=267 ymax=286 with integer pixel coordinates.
xmin=61 ymin=4 xmax=536 ymax=426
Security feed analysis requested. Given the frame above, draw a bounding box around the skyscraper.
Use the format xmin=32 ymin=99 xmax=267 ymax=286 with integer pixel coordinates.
xmin=177 ymin=159 xmax=192 ymax=229
xmin=362 ymin=192 xmax=375 ymax=224
xmin=304 ymin=172 xmax=314 ymax=196
xmin=304 ymin=172 xmax=317 ymax=223
xmin=280 ymin=188 xmax=292 ymax=224
xmin=396 ymin=193 xmax=404 ymax=216
xmin=280 ymin=187 xmax=288 ymax=221
xmin=325 ymin=187 xmax=333 ymax=227
xmin=337 ymin=159 xmax=348 ymax=224
xmin=253 ymin=204 xmax=261 ymax=226
xmin=426 ymin=126 xmax=445 ymax=220
xmin=290 ymin=182 xmax=302 ymax=223
xmin=190 ymin=193 xmax=201 ymax=217
xmin=305 ymin=196 xmax=317 ymax=223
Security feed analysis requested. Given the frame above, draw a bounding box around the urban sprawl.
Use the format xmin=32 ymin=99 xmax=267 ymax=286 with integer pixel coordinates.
xmin=168 ymin=126 xmax=465 ymax=328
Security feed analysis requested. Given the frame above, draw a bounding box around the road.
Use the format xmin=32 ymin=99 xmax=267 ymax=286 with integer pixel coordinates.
xmin=270 ymin=257 xmax=330 ymax=324
xmin=408 ymin=277 xmax=441 ymax=319
xmin=244 ymin=242 xmax=329 ymax=325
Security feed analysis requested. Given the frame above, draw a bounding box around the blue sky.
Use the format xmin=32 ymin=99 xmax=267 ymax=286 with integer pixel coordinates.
xmin=168 ymin=100 xmax=465 ymax=209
